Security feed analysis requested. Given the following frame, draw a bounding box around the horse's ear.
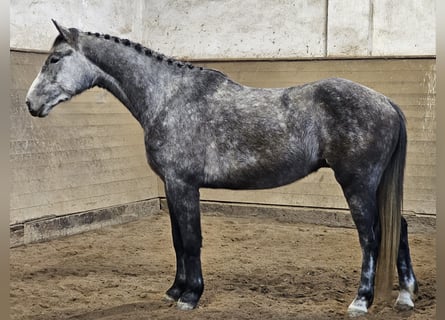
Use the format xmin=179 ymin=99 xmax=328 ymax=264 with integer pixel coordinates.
xmin=52 ymin=19 xmax=78 ymax=46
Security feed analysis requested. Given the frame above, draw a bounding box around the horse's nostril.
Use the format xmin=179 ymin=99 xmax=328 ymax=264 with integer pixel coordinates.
xmin=26 ymin=100 xmax=39 ymax=117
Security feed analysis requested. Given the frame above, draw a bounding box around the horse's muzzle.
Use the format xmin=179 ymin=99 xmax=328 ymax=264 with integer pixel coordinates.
xmin=26 ymin=100 xmax=41 ymax=117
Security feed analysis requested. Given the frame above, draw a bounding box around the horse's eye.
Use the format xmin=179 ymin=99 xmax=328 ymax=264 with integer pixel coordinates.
xmin=49 ymin=56 xmax=60 ymax=64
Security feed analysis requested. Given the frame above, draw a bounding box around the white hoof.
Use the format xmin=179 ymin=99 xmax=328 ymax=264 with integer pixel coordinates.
xmin=395 ymin=289 xmax=414 ymax=311
xmin=348 ymin=298 xmax=368 ymax=317
xmin=164 ymin=294 xmax=176 ymax=302
xmin=176 ymin=299 xmax=195 ymax=310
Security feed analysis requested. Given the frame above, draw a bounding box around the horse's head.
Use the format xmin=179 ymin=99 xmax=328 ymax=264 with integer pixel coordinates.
xmin=26 ymin=20 xmax=98 ymax=117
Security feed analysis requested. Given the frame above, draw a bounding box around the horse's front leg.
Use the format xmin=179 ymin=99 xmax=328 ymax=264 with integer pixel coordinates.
xmin=164 ymin=179 xmax=203 ymax=310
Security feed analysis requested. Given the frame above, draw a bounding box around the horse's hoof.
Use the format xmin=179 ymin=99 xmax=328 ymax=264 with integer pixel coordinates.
xmin=347 ymin=298 xmax=368 ymax=317
xmin=164 ymin=293 xmax=176 ymax=302
xmin=395 ymin=290 xmax=414 ymax=311
xmin=176 ymin=299 xmax=196 ymax=310
xmin=175 ymin=290 xmax=200 ymax=310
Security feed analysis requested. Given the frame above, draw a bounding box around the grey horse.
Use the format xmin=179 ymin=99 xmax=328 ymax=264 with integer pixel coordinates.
xmin=26 ymin=21 xmax=418 ymax=315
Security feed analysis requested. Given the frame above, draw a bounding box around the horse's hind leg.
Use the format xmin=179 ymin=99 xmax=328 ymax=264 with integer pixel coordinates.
xmin=164 ymin=179 xmax=203 ymax=310
xmin=395 ymin=216 xmax=418 ymax=310
xmin=337 ymin=178 xmax=380 ymax=315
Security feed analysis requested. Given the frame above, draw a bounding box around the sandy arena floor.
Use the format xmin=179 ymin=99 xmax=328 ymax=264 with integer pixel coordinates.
xmin=10 ymin=211 xmax=436 ymax=320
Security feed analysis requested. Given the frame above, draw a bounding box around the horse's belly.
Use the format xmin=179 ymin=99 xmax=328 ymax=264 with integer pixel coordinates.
xmin=202 ymin=155 xmax=321 ymax=190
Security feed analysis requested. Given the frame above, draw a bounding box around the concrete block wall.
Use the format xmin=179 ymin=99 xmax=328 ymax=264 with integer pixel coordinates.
xmin=11 ymin=0 xmax=435 ymax=58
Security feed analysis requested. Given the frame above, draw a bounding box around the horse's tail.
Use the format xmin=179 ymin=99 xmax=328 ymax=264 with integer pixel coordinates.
xmin=375 ymin=101 xmax=407 ymax=299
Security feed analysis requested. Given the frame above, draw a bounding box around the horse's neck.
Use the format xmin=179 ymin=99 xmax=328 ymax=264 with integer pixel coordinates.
xmin=82 ymin=37 xmax=175 ymax=124
xmin=97 ymin=72 xmax=135 ymax=115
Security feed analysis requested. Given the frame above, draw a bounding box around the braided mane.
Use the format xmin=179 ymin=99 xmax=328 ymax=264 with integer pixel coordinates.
xmin=84 ymin=30 xmax=202 ymax=71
